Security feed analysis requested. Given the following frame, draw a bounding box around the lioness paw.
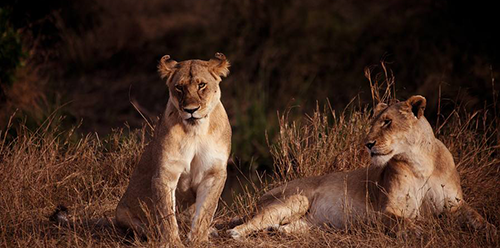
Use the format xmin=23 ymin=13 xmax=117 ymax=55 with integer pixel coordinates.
xmin=209 ymin=227 xmax=219 ymax=238
xmin=227 ymin=229 xmax=242 ymax=240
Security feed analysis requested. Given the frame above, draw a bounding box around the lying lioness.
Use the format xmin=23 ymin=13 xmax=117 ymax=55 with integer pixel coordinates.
xmin=228 ymin=95 xmax=495 ymax=239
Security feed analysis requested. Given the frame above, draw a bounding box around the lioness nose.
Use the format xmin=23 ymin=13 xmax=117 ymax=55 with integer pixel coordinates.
xmin=365 ymin=141 xmax=376 ymax=149
xmin=184 ymin=106 xmax=200 ymax=114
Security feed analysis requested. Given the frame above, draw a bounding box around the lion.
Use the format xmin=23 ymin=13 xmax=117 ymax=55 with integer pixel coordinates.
xmin=227 ymin=95 xmax=495 ymax=239
xmin=114 ymin=53 xmax=232 ymax=246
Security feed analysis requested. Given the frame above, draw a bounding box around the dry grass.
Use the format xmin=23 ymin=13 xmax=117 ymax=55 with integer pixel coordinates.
xmin=1 ymin=85 xmax=499 ymax=247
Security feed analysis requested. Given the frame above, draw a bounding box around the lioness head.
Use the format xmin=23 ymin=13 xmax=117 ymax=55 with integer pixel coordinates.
xmin=158 ymin=53 xmax=230 ymax=124
xmin=365 ymin=95 xmax=434 ymax=166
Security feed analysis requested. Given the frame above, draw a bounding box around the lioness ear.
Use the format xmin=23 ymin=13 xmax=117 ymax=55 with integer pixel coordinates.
xmin=158 ymin=55 xmax=178 ymax=80
xmin=209 ymin=52 xmax=230 ymax=78
xmin=406 ymin=95 xmax=426 ymax=119
xmin=373 ymin=102 xmax=388 ymax=117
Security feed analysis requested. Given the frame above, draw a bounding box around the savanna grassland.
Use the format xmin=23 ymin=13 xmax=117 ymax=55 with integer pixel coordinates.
xmin=1 ymin=82 xmax=499 ymax=247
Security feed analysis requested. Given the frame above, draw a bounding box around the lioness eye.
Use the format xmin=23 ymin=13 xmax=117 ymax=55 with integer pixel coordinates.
xmin=198 ymin=82 xmax=207 ymax=89
xmin=175 ymin=85 xmax=182 ymax=92
xmin=383 ymin=119 xmax=392 ymax=126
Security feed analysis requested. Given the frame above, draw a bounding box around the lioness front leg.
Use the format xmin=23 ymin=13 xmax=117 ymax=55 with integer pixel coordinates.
xmin=152 ymin=167 xmax=184 ymax=247
xmin=228 ymin=194 xmax=310 ymax=239
xmin=188 ymin=169 xmax=227 ymax=244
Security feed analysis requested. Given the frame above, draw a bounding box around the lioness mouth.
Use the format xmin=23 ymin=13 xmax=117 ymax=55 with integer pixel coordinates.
xmin=370 ymin=151 xmax=392 ymax=157
xmin=185 ymin=117 xmax=200 ymax=125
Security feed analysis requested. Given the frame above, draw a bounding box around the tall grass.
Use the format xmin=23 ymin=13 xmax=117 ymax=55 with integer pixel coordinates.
xmin=0 ymin=114 xmax=148 ymax=247
xmin=1 ymin=81 xmax=499 ymax=247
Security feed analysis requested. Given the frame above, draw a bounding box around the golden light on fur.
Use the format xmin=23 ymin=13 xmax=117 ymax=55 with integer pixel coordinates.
xmin=158 ymin=55 xmax=178 ymax=80
xmin=115 ymin=53 xmax=232 ymax=246
xmin=228 ymin=95 xmax=496 ymax=239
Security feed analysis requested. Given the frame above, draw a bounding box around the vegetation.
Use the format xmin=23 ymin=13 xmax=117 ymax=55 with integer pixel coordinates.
xmin=1 ymin=81 xmax=498 ymax=247
xmin=0 ymin=7 xmax=25 ymax=99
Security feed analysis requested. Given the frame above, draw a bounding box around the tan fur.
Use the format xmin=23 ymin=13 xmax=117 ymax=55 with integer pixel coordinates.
xmin=115 ymin=53 xmax=231 ymax=246
xmin=228 ymin=95 xmax=496 ymax=239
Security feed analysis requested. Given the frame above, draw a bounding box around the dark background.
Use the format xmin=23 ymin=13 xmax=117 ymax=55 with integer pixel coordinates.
xmin=1 ymin=0 xmax=499 ymax=171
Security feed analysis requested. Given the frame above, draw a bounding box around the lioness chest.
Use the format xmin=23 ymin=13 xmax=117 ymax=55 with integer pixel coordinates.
xmin=173 ymin=127 xmax=230 ymax=197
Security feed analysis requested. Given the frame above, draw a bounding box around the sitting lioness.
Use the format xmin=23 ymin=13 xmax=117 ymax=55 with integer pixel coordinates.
xmin=115 ymin=53 xmax=231 ymax=246
xmin=228 ymin=95 xmax=495 ymax=239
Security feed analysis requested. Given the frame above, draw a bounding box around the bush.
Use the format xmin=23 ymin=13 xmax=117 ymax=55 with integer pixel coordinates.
xmin=0 ymin=8 xmax=25 ymax=97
